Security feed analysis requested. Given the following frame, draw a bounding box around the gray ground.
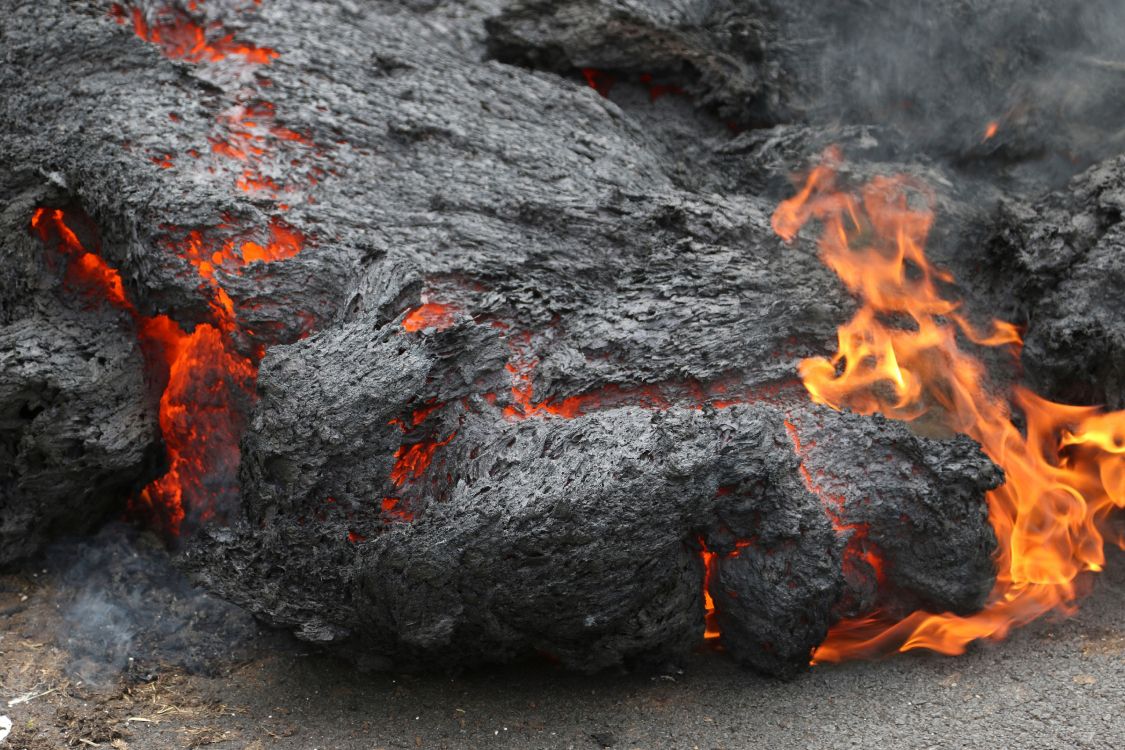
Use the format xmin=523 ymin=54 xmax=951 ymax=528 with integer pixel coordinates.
xmin=2 ymin=545 xmax=1122 ymax=749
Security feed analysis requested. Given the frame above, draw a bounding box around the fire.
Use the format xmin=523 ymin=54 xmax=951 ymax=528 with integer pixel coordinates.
xmin=771 ymin=151 xmax=1125 ymax=661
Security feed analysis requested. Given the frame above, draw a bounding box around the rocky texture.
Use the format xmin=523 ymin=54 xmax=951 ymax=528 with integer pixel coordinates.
xmin=2 ymin=0 xmax=1094 ymax=674
xmin=191 ymin=372 xmax=999 ymax=675
xmin=183 ymin=306 xmax=999 ymax=675
xmin=0 ymin=310 xmax=157 ymax=564
xmin=49 ymin=522 xmax=260 ymax=683
xmin=486 ymin=0 xmax=1125 ymax=166
xmin=985 ymin=155 xmax=1125 ymax=409
xmin=0 ymin=173 xmax=158 ymax=565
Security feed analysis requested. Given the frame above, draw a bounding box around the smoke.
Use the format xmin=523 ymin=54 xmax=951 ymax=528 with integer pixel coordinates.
xmin=46 ymin=523 xmax=261 ymax=687
xmin=773 ymin=0 xmax=1125 ymax=180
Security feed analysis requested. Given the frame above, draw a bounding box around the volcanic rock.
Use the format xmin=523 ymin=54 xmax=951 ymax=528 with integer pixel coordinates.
xmin=985 ymin=155 xmax=1125 ymax=409
xmin=0 ymin=0 xmax=1036 ymax=674
xmin=0 ymin=175 xmax=158 ymax=565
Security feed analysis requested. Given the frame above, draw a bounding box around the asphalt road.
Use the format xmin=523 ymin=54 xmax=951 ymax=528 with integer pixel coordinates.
xmin=191 ymin=548 xmax=1125 ymax=750
xmin=2 ymin=545 xmax=1122 ymax=749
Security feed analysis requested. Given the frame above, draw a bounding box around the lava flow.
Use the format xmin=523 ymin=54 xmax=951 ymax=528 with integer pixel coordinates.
xmin=109 ymin=2 xmax=278 ymax=64
xmin=771 ymin=150 xmax=1125 ymax=661
xmin=30 ymin=208 xmax=256 ymax=537
xmin=44 ymin=0 xmax=314 ymax=538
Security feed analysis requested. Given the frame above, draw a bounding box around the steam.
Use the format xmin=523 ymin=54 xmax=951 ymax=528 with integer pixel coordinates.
xmin=776 ymin=0 xmax=1125 ymax=176
xmin=47 ymin=523 xmax=260 ymax=687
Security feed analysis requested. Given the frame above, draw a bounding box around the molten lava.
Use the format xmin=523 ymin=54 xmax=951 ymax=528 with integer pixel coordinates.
xmin=110 ymin=3 xmax=278 ymax=64
xmin=49 ymin=0 xmax=318 ymax=538
xmin=700 ymin=543 xmax=721 ymax=640
xmin=389 ymin=432 xmax=458 ymax=486
xmin=401 ymin=302 xmax=457 ymax=333
xmin=381 ymin=497 xmax=415 ymax=523
xmin=31 ymin=207 xmax=259 ymax=537
xmin=771 ymin=150 xmax=1125 ymax=661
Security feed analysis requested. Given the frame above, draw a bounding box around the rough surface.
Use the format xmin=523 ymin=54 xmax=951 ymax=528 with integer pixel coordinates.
xmin=986 ymin=155 xmax=1125 ymax=409
xmin=0 ymin=536 xmax=1122 ymax=749
xmin=192 ymin=350 xmax=998 ymax=675
xmin=0 ymin=174 xmax=158 ymax=565
xmin=0 ymin=0 xmax=1113 ymax=676
xmin=486 ymin=0 xmax=1125 ymax=164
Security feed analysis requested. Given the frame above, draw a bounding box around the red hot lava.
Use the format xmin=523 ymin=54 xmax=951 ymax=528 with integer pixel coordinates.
xmin=401 ymin=302 xmax=458 ymax=333
xmin=31 ymin=207 xmax=256 ymax=537
xmin=110 ymin=2 xmax=278 ymax=64
xmin=38 ymin=0 xmax=318 ymax=537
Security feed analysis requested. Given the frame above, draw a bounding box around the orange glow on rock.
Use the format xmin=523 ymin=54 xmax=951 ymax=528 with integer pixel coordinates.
xmin=31 ymin=208 xmax=131 ymax=310
xmin=498 ymin=345 xmax=793 ymax=422
xmin=402 ymin=302 xmax=457 ymax=332
xmin=64 ymin=2 xmax=315 ymax=539
xmin=983 ymin=121 xmax=1000 ymax=141
xmin=238 ymin=218 xmax=305 ymax=264
xmin=701 ymin=544 xmax=721 ymax=640
xmin=580 ymin=68 xmax=614 ymax=98
xmin=31 ymin=207 xmax=267 ymax=537
xmin=771 ymin=152 xmax=1125 ymax=662
xmin=131 ymin=319 xmax=254 ymax=535
xmin=236 ymin=171 xmax=282 ymax=193
xmin=390 ymin=432 xmax=457 ymax=486
xmin=381 ymin=497 xmax=415 ymax=523
xmin=111 ymin=3 xmax=278 ymax=65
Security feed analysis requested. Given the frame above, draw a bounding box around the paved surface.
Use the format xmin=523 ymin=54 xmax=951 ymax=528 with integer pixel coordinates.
xmin=2 ymin=547 xmax=1122 ymax=749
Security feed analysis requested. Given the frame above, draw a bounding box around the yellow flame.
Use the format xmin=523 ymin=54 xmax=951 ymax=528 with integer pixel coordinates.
xmin=771 ymin=152 xmax=1125 ymax=661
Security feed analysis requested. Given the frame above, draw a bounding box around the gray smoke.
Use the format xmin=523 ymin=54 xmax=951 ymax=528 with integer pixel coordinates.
xmin=774 ymin=0 xmax=1125 ymax=177
xmin=47 ymin=523 xmax=262 ymax=687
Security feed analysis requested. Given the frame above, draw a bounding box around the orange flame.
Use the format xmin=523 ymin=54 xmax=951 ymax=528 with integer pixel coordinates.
xmin=771 ymin=152 xmax=1125 ymax=661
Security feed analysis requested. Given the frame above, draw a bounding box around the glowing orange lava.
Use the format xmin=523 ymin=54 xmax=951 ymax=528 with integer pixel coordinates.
xmin=31 ymin=207 xmax=258 ymax=537
xmin=401 ymin=302 xmax=457 ymax=333
xmin=700 ymin=543 xmax=721 ymax=640
xmin=381 ymin=497 xmax=415 ymax=523
xmin=32 ymin=208 xmax=131 ymax=309
xmin=499 ymin=342 xmax=792 ymax=422
xmin=771 ymin=150 xmax=1125 ymax=661
xmin=390 ymin=433 xmax=457 ymax=486
xmin=31 ymin=2 xmax=314 ymax=540
xmin=983 ymin=121 xmax=1000 ymax=141
xmin=110 ymin=3 xmax=278 ymax=64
